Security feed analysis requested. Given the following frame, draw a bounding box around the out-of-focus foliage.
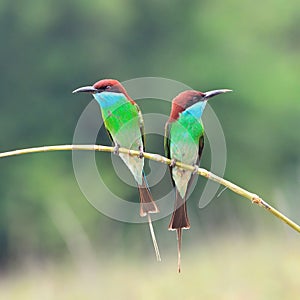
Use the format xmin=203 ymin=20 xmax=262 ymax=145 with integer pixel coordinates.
xmin=0 ymin=0 xmax=299 ymax=268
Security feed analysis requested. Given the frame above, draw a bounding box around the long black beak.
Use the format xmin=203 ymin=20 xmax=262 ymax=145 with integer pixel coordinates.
xmin=72 ymin=86 xmax=98 ymax=94
xmin=204 ymin=89 xmax=232 ymax=99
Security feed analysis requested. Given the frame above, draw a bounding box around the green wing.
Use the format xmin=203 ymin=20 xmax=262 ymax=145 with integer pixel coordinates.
xmin=164 ymin=121 xmax=172 ymax=159
xmin=197 ymin=134 xmax=205 ymax=164
xmin=164 ymin=120 xmax=176 ymax=187
xmin=134 ymin=102 xmax=145 ymax=148
xmin=185 ymin=134 xmax=204 ymax=197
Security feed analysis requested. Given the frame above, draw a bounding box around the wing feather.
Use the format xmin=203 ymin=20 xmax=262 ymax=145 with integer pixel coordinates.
xmin=134 ymin=103 xmax=145 ymax=148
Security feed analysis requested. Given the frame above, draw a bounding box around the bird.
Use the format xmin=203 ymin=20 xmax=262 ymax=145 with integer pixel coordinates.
xmin=73 ymin=79 xmax=160 ymax=261
xmin=164 ymin=88 xmax=232 ymax=272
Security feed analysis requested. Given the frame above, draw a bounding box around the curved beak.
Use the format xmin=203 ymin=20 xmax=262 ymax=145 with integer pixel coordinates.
xmin=204 ymin=89 xmax=232 ymax=100
xmin=72 ymin=86 xmax=98 ymax=94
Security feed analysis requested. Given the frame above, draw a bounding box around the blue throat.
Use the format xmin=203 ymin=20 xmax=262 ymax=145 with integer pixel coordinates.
xmin=93 ymin=92 xmax=127 ymax=109
xmin=182 ymin=101 xmax=207 ymax=120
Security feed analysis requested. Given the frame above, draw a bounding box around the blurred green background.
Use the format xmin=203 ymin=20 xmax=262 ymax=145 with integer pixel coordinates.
xmin=1 ymin=0 xmax=300 ymax=299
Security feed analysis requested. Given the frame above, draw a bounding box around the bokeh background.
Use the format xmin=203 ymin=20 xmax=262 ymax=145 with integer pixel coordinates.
xmin=1 ymin=0 xmax=300 ymax=299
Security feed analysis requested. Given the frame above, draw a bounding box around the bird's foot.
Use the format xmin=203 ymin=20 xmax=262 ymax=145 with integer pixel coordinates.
xmin=113 ymin=143 xmax=120 ymax=155
xmin=138 ymin=146 xmax=144 ymax=159
xmin=193 ymin=164 xmax=199 ymax=175
xmin=170 ymin=159 xmax=177 ymax=168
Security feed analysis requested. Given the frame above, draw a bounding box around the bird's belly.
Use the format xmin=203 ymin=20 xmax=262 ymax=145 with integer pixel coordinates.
xmin=170 ymin=137 xmax=199 ymax=198
xmin=105 ymin=113 xmax=144 ymax=185
xmin=170 ymin=133 xmax=199 ymax=165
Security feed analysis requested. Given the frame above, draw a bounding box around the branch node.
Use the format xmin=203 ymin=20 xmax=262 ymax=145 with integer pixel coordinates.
xmin=128 ymin=150 xmax=134 ymax=157
xmin=251 ymin=194 xmax=261 ymax=204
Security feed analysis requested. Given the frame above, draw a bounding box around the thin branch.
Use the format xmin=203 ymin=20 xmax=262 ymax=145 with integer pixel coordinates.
xmin=0 ymin=144 xmax=300 ymax=234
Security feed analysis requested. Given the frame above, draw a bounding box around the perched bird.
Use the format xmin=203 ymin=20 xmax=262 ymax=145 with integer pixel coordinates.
xmin=165 ymin=88 xmax=231 ymax=272
xmin=73 ymin=79 xmax=160 ymax=260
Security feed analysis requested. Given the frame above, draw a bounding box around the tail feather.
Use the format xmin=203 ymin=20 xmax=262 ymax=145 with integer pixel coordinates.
xmin=147 ymin=214 xmax=161 ymax=262
xmin=168 ymin=190 xmax=190 ymax=230
xmin=177 ymin=229 xmax=182 ymax=273
xmin=138 ymin=174 xmax=160 ymax=261
xmin=138 ymin=175 xmax=159 ymax=217
xmin=169 ymin=189 xmax=190 ymax=273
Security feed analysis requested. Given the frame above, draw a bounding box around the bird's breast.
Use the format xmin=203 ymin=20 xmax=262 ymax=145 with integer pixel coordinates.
xmin=170 ymin=115 xmax=203 ymax=164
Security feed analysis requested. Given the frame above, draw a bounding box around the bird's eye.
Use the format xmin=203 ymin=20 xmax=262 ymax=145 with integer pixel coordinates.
xmin=105 ymin=85 xmax=111 ymax=90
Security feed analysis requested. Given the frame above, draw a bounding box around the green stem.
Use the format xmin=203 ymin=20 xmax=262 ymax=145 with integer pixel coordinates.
xmin=1 ymin=144 xmax=299 ymax=234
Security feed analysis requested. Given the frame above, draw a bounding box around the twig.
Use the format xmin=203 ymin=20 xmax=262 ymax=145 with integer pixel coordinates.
xmin=0 ymin=144 xmax=300 ymax=234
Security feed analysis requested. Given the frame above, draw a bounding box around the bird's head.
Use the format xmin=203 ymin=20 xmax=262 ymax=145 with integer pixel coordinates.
xmin=72 ymin=79 xmax=127 ymax=95
xmin=169 ymin=89 xmax=232 ymax=121
xmin=72 ymin=79 xmax=135 ymax=105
